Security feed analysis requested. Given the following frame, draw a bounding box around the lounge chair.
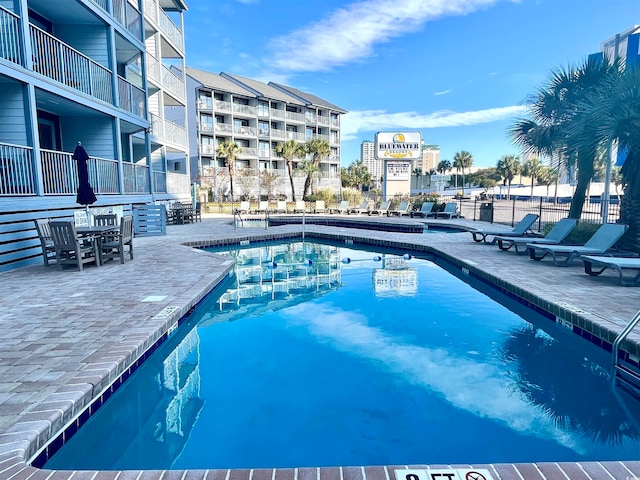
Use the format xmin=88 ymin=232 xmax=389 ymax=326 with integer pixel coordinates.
xmin=581 ymin=255 xmax=640 ymax=286
xmin=410 ymin=202 xmax=435 ymax=218
xmin=495 ymin=218 xmax=578 ymax=254
xmin=293 ymin=200 xmax=307 ymax=213
xmin=254 ymin=201 xmax=269 ymax=213
xmin=236 ymin=201 xmax=250 ymax=214
xmin=471 ymin=213 xmax=539 ymax=243
xmin=34 ymin=218 xmax=56 ymax=267
xmin=275 ymin=201 xmax=287 ymax=213
xmin=49 ymin=220 xmax=99 ymax=271
xmin=527 ymin=223 xmax=628 ymax=266
xmin=389 ymin=201 xmax=410 ymax=217
xmin=330 ymin=200 xmax=349 ymax=214
xmin=349 ymin=200 xmax=372 ymax=215
xmin=436 ymin=202 xmax=461 ymax=219
xmin=368 ymin=200 xmax=391 ymax=216
xmin=314 ymin=200 xmax=326 ymax=213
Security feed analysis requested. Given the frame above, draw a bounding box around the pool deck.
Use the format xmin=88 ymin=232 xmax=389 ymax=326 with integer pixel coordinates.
xmin=1 ymin=214 xmax=639 ymax=480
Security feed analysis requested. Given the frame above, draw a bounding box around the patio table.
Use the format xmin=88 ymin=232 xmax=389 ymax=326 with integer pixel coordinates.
xmin=76 ymin=225 xmax=119 ymax=266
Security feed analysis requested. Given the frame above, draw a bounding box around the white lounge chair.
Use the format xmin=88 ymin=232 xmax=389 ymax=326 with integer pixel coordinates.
xmin=236 ymin=201 xmax=250 ymax=214
xmin=293 ymin=200 xmax=307 ymax=213
xmin=471 ymin=213 xmax=539 ymax=243
xmin=254 ymin=201 xmax=269 ymax=213
xmin=436 ymin=202 xmax=461 ymax=219
xmin=275 ymin=201 xmax=287 ymax=213
xmin=314 ymin=200 xmax=326 ymax=213
xmin=494 ymin=218 xmax=578 ymax=254
xmin=369 ymin=200 xmax=391 ymax=216
xmin=527 ymin=223 xmax=629 ymax=266
xmin=581 ymin=255 xmax=640 ymax=286
xmin=330 ymin=200 xmax=349 ymax=214
xmin=410 ymin=202 xmax=435 ymax=218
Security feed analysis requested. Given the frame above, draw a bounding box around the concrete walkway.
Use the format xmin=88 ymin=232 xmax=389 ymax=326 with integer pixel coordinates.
xmin=0 ymin=214 xmax=639 ymax=480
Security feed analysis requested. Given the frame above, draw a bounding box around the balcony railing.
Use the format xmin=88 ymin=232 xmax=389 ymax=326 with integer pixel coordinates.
xmin=30 ymin=24 xmax=113 ymax=104
xmin=270 ymin=108 xmax=285 ymax=119
xmin=234 ymin=126 xmax=257 ymax=136
xmin=88 ymin=0 xmax=108 ymax=11
xmin=41 ymin=149 xmax=119 ymax=195
xmin=149 ymin=112 xmax=163 ymax=137
xmin=123 ymin=162 xmax=150 ymax=193
xmin=158 ymin=7 xmax=184 ymax=52
xmin=215 ymin=123 xmax=233 ymax=134
xmin=145 ymin=53 xmax=186 ymax=102
xmin=237 ymin=148 xmax=258 ymax=158
xmin=0 ymin=143 xmax=34 ymax=195
xmin=113 ymin=0 xmax=142 ymax=39
xmin=258 ymin=128 xmax=270 ymax=137
xmin=200 ymin=144 xmax=216 ymax=155
xmin=285 ymin=131 xmax=305 ymax=141
xmin=271 ymin=128 xmax=285 ymax=140
xmin=233 ymin=103 xmax=257 ymax=115
xmin=198 ymin=98 xmax=213 ymax=110
xmin=0 ymin=7 xmax=22 ymax=66
xmin=118 ymin=75 xmax=145 ymax=117
xmin=198 ymin=122 xmax=214 ymax=133
xmin=143 ymin=0 xmax=158 ymax=24
xmin=164 ymin=120 xmax=187 ymax=147
xmin=215 ymin=100 xmax=232 ymax=111
xmin=318 ymin=116 xmax=330 ymax=125
xmin=305 ymin=113 xmax=316 ymax=123
xmin=153 ymin=170 xmax=167 ymax=193
xmin=331 ymin=117 xmax=340 ymax=126
xmin=286 ymin=111 xmax=304 ymax=122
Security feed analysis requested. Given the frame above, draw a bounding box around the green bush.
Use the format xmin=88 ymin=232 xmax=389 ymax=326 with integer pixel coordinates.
xmin=541 ymin=221 xmax=601 ymax=244
xmin=315 ymin=187 xmax=337 ymax=206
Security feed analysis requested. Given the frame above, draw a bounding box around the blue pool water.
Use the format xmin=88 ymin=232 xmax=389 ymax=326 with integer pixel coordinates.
xmin=45 ymin=241 xmax=640 ymax=470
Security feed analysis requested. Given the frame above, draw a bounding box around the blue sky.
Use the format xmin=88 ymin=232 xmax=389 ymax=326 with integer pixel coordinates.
xmin=183 ymin=0 xmax=639 ymax=168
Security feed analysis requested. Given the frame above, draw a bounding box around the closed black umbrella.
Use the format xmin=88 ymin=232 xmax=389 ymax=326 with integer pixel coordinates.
xmin=74 ymin=143 xmax=97 ymax=206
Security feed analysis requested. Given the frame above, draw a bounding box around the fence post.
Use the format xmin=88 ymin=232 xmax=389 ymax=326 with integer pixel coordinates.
xmin=538 ymin=197 xmax=543 ymax=230
xmin=473 ymin=197 xmax=477 ymax=221
xmin=511 ymin=197 xmax=516 ymax=227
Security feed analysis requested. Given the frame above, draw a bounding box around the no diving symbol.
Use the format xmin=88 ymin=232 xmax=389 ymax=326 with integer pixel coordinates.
xmin=466 ymin=472 xmax=486 ymax=480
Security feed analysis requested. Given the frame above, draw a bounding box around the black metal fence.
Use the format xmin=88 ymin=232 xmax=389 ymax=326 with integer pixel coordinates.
xmin=438 ymin=195 xmax=621 ymax=229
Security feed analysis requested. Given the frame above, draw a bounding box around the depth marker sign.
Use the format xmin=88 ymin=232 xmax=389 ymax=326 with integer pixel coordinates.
xmin=395 ymin=469 xmax=494 ymax=480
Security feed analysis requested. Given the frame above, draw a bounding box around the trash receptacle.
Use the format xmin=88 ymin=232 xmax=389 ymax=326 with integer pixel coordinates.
xmin=479 ymin=202 xmax=493 ymax=223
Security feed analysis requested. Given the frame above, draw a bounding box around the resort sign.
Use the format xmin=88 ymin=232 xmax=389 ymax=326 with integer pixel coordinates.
xmin=375 ymin=131 xmax=422 ymax=160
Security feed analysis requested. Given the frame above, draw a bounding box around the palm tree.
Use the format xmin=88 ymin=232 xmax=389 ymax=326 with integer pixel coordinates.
xmin=453 ymin=151 xmax=473 ymax=196
xmin=274 ymin=140 xmax=305 ymax=201
xmin=522 ymin=157 xmax=543 ymax=198
xmin=509 ymin=56 xmax=622 ymax=219
xmin=437 ymin=159 xmax=451 ymax=174
xmin=303 ymin=138 xmax=330 ymax=198
xmin=297 ymin=160 xmax=321 ymax=198
xmin=215 ymin=140 xmax=242 ymax=201
xmin=570 ymin=64 xmax=640 ymax=251
xmin=496 ymin=154 xmax=521 ymax=200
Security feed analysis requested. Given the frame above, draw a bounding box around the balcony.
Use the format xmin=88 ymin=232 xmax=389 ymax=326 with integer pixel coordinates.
xmin=270 ymin=108 xmax=285 ymax=119
xmin=149 ymin=113 xmax=187 ymax=147
xmin=198 ymin=98 xmax=213 ymax=110
xmin=331 ymin=117 xmax=340 ymax=126
xmin=318 ymin=116 xmax=330 ymax=126
xmin=233 ymin=103 xmax=257 ymax=116
xmin=146 ymin=53 xmax=186 ymax=102
xmin=123 ymin=162 xmax=150 ymax=193
xmin=271 ymin=128 xmax=285 ymax=140
xmin=285 ymin=131 xmax=305 ymax=142
xmin=305 ymin=113 xmax=316 ymax=123
xmin=0 ymin=144 xmax=34 ymax=195
xmin=153 ymin=170 xmax=167 ymax=193
xmin=237 ymin=148 xmax=258 ymax=159
xmin=215 ymin=100 xmax=232 ymax=112
xmin=234 ymin=125 xmax=257 ymax=136
xmin=215 ymin=123 xmax=233 ymax=134
xmin=143 ymin=0 xmax=158 ymax=23
xmin=258 ymin=128 xmax=270 ymax=138
xmin=0 ymin=7 xmax=22 ymax=67
xmin=158 ymin=5 xmax=184 ymax=52
xmin=200 ymin=144 xmax=216 ymax=155
xmin=118 ymin=76 xmax=146 ymax=117
xmin=40 ymin=149 xmax=120 ymax=195
xmin=198 ymin=122 xmax=214 ymax=133
xmin=286 ymin=111 xmax=305 ymax=122
xmin=113 ymin=0 xmax=142 ymax=39
xmin=30 ymin=24 xmax=113 ymax=104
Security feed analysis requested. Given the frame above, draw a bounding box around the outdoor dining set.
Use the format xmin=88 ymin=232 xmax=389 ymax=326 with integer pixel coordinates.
xmin=34 ymin=213 xmax=134 ymax=271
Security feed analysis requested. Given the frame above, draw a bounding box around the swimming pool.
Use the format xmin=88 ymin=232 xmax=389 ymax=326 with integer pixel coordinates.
xmin=44 ymin=240 xmax=640 ymax=470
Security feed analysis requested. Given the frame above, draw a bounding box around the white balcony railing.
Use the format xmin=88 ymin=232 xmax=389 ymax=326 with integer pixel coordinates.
xmin=286 ymin=111 xmax=305 ymax=122
xmin=30 ymin=24 xmax=113 ymax=104
xmin=113 ymin=0 xmax=142 ymax=39
xmin=118 ymin=76 xmax=145 ymax=117
xmin=270 ymin=108 xmax=285 ymax=119
xmin=305 ymin=113 xmax=316 ymax=123
xmin=198 ymin=98 xmax=213 ymax=110
xmin=215 ymin=100 xmax=232 ymax=111
xmin=233 ymin=103 xmax=257 ymax=115
xmin=0 ymin=143 xmax=34 ymax=195
xmin=214 ymin=123 xmax=233 ymax=134
xmin=0 ymin=7 xmax=22 ymax=66
xmin=271 ymin=128 xmax=285 ymax=139
xmin=200 ymin=144 xmax=216 ymax=155
xmin=317 ymin=116 xmax=330 ymax=126
xmin=153 ymin=170 xmax=167 ymax=193
xmin=164 ymin=119 xmax=187 ymax=147
xmin=258 ymin=128 xmax=270 ymax=137
xmin=161 ymin=62 xmax=186 ymax=101
xmin=234 ymin=126 xmax=257 ymax=136
xmin=143 ymin=0 xmax=158 ymax=24
xmin=88 ymin=0 xmax=108 ymax=11
xmin=237 ymin=148 xmax=258 ymax=158
xmin=285 ymin=131 xmax=305 ymax=141
xmin=331 ymin=117 xmax=340 ymax=126
xmin=146 ymin=53 xmax=161 ymax=84
xmin=198 ymin=122 xmax=214 ymax=133
xmin=149 ymin=112 xmax=163 ymax=137
xmin=123 ymin=162 xmax=150 ymax=193
xmin=158 ymin=8 xmax=184 ymax=52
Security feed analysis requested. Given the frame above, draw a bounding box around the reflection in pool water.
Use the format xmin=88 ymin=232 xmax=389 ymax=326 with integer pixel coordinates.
xmin=45 ymin=241 xmax=640 ymax=470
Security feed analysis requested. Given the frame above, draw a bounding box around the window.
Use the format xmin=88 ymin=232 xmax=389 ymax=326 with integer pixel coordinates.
xmin=258 ymin=101 xmax=269 ymax=116
xmin=258 ymin=121 xmax=269 ymax=135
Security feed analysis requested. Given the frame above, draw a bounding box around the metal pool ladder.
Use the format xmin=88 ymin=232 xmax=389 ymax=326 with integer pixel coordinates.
xmin=612 ymin=308 xmax=640 ymax=393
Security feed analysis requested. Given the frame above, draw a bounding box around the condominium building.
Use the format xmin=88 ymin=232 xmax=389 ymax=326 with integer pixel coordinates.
xmin=185 ymin=67 xmax=346 ymax=200
xmin=360 ymin=140 xmax=382 ymax=188
xmin=419 ymin=144 xmax=440 ymax=173
xmin=0 ymin=0 xmax=191 ymax=271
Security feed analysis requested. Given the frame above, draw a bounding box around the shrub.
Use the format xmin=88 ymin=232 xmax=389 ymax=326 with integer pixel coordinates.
xmin=315 ymin=187 xmax=337 ymax=206
xmin=541 ymin=221 xmax=600 ymax=244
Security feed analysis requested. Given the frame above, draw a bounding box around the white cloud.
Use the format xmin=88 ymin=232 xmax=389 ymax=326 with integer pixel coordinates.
xmin=269 ymin=0 xmax=514 ymax=72
xmin=433 ymin=89 xmax=452 ymax=95
xmin=340 ymin=105 xmax=527 ymax=140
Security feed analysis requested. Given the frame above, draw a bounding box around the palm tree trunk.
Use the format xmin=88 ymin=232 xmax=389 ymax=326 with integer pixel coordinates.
xmin=619 ymin=151 xmax=640 ymax=253
xmin=303 ymin=175 xmax=312 ymax=199
xmin=531 ymin=178 xmax=534 ymax=198
xmin=287 ymin=160 xmax=296 ymax=201
xmin=568 ymin=156 xmax=594 ymax=219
